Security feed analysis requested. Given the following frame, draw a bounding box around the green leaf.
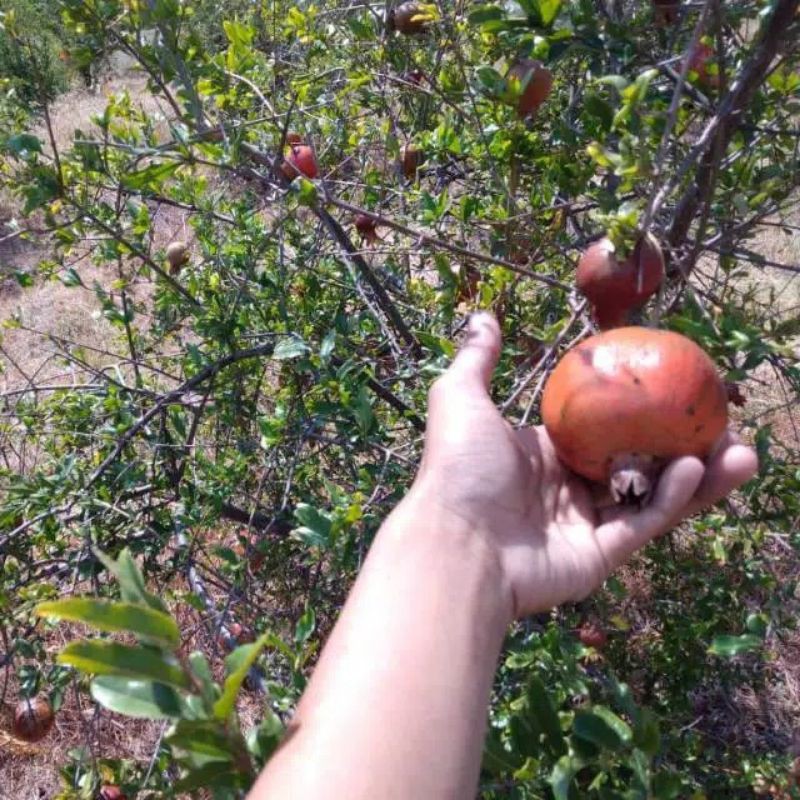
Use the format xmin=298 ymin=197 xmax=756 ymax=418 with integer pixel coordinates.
xmin=707 ymin=633 xmax=763 ymax=658
xmin=173 ymin=762 xmax=245 ymax=792
xmin=482 ymin=726 xmax=524 ymax=776
xmin=292 ymin=504 xmax=332 ymax=548
xmin=14 ymin=271 xmax=34 ymax=288
xmin=167 ymin=719 xmax=234 ymax=759
xmin=536 ymin=0 xmax=563 ymax=26
xmin=93 ymin=548 xmax=169 ymax=613
xmin=527 ymin=676 xmax=566 ymax=755
xmin=58 ymin=641 xmax=191 ymax=689
xmin=214 ymin=634 xmax=270 ymax=721
xmin=573 ymin=707 xmax=632 ymax=751
xmin=90 ymin=676 xmax=186 ymax=719
xmin=549 ymin=755 xmax=578 ymax=800
xmin=121 ymin=162 xmax=180 ymax=192
xmin=273 ymin=337 xmax=310 ymax=360
xmin=5 ymin=134 xmax=43 ymax=156
xmin=247 ymin=709 xmax=285 ymax=762
xmin=188 ymin=651 xmax=219 ymax=706
xmin=468 ymin=5 xmax=503 ymax=24
xmin=36 ymin=598 xmax=180 ymax=648
xmin=633 ymin=707 xmax=661 ymax=757
xmin=294 ymin=607 xmax=316 ymax=646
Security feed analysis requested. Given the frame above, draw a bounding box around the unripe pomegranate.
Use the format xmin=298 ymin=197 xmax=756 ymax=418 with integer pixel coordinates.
xmin=578 ymin=623 xmax=608 ymax=649
xmin=576 ymin=234 xmax=664 ymax=330
xmin=652 ymin=0 xmax=679 ymax=26
xmin=507 ymin=59 xmax=553 ymax=118
xmin=541 ymin=327 xmax=728 ymax=504
xmin=388 ymin=2 xmax=429 ymax=34
xmin=99 ymin=786 xmax=126 ymax=800
xmin=355 ymin=213 xmax=380 ymax=245
xmin=400 ymin=145 xmax=424 ymax=180
xmin=281 ymin=144 xmax=319 ymax=180
xmin=12 ymin=696 xmax=55 ymax=742
xmin=165 ymin=241 xmax=189 ymax=275
xmin=688 ymin=42 xmax=720 ymax=90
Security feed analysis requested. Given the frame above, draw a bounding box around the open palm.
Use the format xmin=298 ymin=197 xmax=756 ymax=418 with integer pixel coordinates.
xmin=412 ymin=313 xmax=758 ymax=618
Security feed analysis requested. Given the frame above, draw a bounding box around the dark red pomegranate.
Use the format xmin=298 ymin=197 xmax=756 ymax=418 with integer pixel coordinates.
xmin=578 ymin=623 xmax=608 ymax=649
xmin=12 ymin=696 xmax=55 ymax=743
xmin=576 ymin=234 xmax=665 ymax=330
xmin=653 ymin=0 xmax=679 ymax=26
xmin=688 ymin=42 xmax=720 ymax=90
xmin=280 ymin=144 xmax=319 ymax=180
xmin=400 ymin=145 xmax=424 ymax=180
xmin=355 ymin=213 xmax=380 ymax=245
xmin=507 ymin=59 xmax=553 ymax=118
xmin=388 ymin=2 xmax=430 ymax=34
xmin=541 ymin=327 xmax=728 ymax=504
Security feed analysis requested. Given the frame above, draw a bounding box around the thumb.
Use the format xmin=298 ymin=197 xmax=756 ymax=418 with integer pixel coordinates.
xmin=447 ymin=312 xmax=502 ymax=390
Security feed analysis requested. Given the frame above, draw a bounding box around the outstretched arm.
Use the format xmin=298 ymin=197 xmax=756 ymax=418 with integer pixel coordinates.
xmin=250 ymin=313 xmax=757 ymax=800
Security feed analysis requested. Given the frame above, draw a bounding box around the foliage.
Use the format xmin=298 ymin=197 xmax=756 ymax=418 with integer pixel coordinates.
xmin=1 ymin=0 xmax=799 ymax=796
xmin=0 ymin=0 xmax=72 ymax=108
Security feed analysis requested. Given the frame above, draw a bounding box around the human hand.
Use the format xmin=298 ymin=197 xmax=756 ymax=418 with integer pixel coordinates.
xmin=407 ymin=313 xmax=758 ymax=619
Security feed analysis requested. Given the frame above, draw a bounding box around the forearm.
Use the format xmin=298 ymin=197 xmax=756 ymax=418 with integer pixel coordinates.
xmin=250 ymin=493 xmax=512 ymax=799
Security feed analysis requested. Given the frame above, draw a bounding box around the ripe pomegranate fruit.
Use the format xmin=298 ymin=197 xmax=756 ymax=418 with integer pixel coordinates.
xmin=541 ymin=327 xmax=728 ymax=504
xmin=99 ymin=786 xmax=126 ymax=800
xmin=281 ymin=144 xmax=319 ymax=180
xmin=165 ymin=241 xmax=189 ymax=275
xmin=652 ymin=0 xmax=679 ymax=26
xmin=400 ymin=145 xmax=424 ymax=180
xmin=688 ymin=42 xmax=720 ymax=90
xmin=12 ymin=696 xmax=55 ymax=742
xmin=578 ymin=623 xmax=608 ymax=649
xmin=507 ymin=59 xmax=553 ymax=118
xmin=355 ymin=213 xmax=380 ymax=245
xmin=576 ymin=234 xmax=665 ymax=330
xmin=388 ymin=2 xmax=429 ymax=34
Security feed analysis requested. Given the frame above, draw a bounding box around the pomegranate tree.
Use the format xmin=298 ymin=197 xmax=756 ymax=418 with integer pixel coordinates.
xmin=541 ymin=327 xmax=728 ymax=504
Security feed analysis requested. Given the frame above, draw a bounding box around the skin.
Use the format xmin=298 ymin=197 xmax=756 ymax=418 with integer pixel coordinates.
xmin=250 ymin=313 xmax=757 ymax=800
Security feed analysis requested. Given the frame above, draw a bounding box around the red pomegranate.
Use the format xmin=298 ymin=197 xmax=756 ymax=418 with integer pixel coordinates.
xmin=688 ymin=42 xmax=720 ymax=90
xmin=281 ymin=144 xmax=319 ymax=180
xmin=576 ymin=234 xmax=665 ymax=330
xmin=388 ymin=2 xmax=430 ymax=34
xmin=355 ymin=213 xmax=380 ymax=245
xmin=507 ymin=59 xmax=553 ymax=118
xmin=652 ymin=0 xmax=679 ymax=26
xmin=402 ymin=70 xmax=426 ymax=86
xmin=12 ymin=696 xmax=55 ymax=742
xmin=541 ymin=327 xmax=728 ymax=504
xmin=578 ymin=623 xmax=608 ymax=649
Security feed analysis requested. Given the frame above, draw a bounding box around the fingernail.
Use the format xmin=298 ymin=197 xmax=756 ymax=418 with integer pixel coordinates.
xmin=467 ymin=311 xmax=488 ymax=333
